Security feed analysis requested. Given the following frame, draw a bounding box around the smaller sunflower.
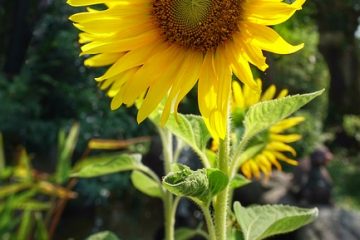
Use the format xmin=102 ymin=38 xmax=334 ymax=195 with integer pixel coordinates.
xmin=234 ymin=80 xmax=304 ymax=179
xmin=240 ymin=115 xmax=304 ymax=179
xmin=213 ymin=79 xmax=304 ymax=179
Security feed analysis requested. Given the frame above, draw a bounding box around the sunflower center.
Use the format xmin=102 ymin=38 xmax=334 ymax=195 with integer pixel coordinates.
xmin=152 ymin=0 xmax=242 ymax=52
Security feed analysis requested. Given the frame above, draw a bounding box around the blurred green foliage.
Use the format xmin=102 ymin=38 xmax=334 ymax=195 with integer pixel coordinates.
xmin=328 ymin=150 xmax=360 ymax=210
xmin=0 ymin=4 xmax=154 ymax=229
xmin=0 ymin=123 xmax=150 ymax=239
xmin=0 ymin=124 xmax=79 ymax=239
xmin=263 ymin=15 xmax=330 ymax=156
xmin=0 ymin=2 xmax=152 ymax=156
xmin=343 ymin=115 xmax=360 ymax=142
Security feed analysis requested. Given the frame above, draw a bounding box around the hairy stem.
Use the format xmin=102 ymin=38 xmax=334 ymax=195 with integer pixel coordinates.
xmin=214 ymin=106 xmax=231 ymax=240
xmin=159 ymin=128 xmax=175 ymax=240
xmin=199 ymin=204 xmax=216 ymax=240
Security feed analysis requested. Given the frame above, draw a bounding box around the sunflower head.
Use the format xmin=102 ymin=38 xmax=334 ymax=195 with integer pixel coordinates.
xmin=68 ymin=0 xmax=306 ymax=139
xmin=152 ymin=0 xmax=242 ymax=52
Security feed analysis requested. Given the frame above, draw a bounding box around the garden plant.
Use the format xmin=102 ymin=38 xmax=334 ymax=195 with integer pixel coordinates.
xmin=65 ymin=0 xmax=323 ymax=239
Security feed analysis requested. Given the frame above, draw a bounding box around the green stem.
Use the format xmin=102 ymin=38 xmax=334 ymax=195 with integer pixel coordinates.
xmin=199 ymin=205 xmax=216 ymax=240
xmin=140 ymin=165 xmax=161 ymax=183
xmin=229 ymin=137 xmax=249 ymax=178
xmin=164 ymin=192 xmax=175 ymax=240
xmin=160 ymin=128 xmax=173 ymax=173
xmin=173 ymin=139 xmax=183 ymax=163
xmin=214 ymin=116 xmax=231 ymax=240
xmin=159 ymin=128 xmax=175 ymax=240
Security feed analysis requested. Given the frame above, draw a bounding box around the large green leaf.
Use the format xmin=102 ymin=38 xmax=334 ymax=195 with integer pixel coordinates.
xmin=163 ymin=166 xmax=228 ymax=204
xmin=234 ymin=202 xmax=318 ymax=240
xmin=86 ymin=231 xmax=120 ymax=240
xmin=71 ymin=154 xmax=143 ymax=178
xmin=242 ymin=90 xmax=324 ymax=142
xmin=131 ymin=170 xmax=163 ymax=198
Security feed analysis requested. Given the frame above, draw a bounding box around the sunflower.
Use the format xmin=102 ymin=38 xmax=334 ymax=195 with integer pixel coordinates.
xmin=232 ymin=80 xmax=304 ymax=179
xmin=68 ymin=0 xmax=306 ymax=139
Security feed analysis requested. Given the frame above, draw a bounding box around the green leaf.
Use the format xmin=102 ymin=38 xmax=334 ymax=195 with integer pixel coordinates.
xmin=17 ymin=210 xmax=33 ymax=240
xmin=242 ymin=90 xmax=324 ymax=142
xmin=163 ymin=166 xmax=209 ymax=203
xmin=86 ymin=231 xmax=120 ymax=240
xmin=0 ymin=196 xmax=18 ymax=232
xmin=235 ymin=144 xmax=265 ymax=168
xmin=0 ymin=167 xmax=13 ymax=180
xmin=0 ymin=183 xmax=31 ymax=198
xmin=13 ymin=201 xmax=51 ymax=211
xmin=205 ymin=150 xmax=217 ymax=168
xmin=233 ymin=202 xmax=318 ymax=240
xmin=0 ymin=190 xmax=37 ymax=233
xmin=15 ymin=148 xmax=33 ymax=182
xmin=35 ymin=212 xmax=49 ymax=240
xmin=207 ymin=168 xmax=228 ymax=197
xmin=171 ymin=163 xmax=189 ymax=172
xmin=152 ymin=111 xmax=210 ymax=163
xmin=56 ymin=123 xmax=80 ymax=184
xmin=131 ymin=170 xmax=163 ymax=198
xmin=175 ymin=227 xmax=206 ymax=240
xmin=71 ymin=154 xmax=143 ymax=178
xmin=0 ymin=191 xmax=50 ymax=212
xmin=163 ymin=166 xmax=228 ymax=204
xmin=229 ymin=174 xmax=250 ymax=189
xmin=228 ymin=228 xmax=245 ymax=240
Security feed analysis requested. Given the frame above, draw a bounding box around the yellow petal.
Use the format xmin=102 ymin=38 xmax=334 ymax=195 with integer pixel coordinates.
xmin=249 ymin=160 xmax=261 ymax=179
xmin=232 ymin=81 xmax=245 ymax=109
xmin=261 ymin=85 xmax=276 ymax=101
xmin=81 ymin=29 xmax=159 ymax=55
xmin=270 ymin=133 xmax=302 ymax=143
xmin=137 ymin=48 xmax=185 ymax=123
xmin=241 ymin=162 xmax=252 ymax=179
xmin=198 ymin=51 xmax=217 ymax=118
xmin=246 ymin=23 xmax=304 ymax=54
xmin=271 ymin=116 xmax=305 ymax=133
xmin=244 ymin=0 xmax=306 ymax=25
xmin=273 ymin=152 xmax=298 ymax=166
xmin=85 ymin=53 xmax=123 ymax=67
xmin=224 ymin=41 xmax=258 ymax=90
xmin=277 ymin=89 xmax=288 ymax=98
xmin=263 ymin=150 xmax=282 ymax=170
xmin=267 ymin=141 xmax=297 ymax=156
xmin=161 ymin=50 xmax=203 ymax=125
xmin=96 ymin=40 xmax=163 ymax=80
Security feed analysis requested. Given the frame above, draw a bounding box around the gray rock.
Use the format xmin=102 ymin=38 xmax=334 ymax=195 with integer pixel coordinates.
xmin=297 ymin=207 xmax=360 ymax=240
